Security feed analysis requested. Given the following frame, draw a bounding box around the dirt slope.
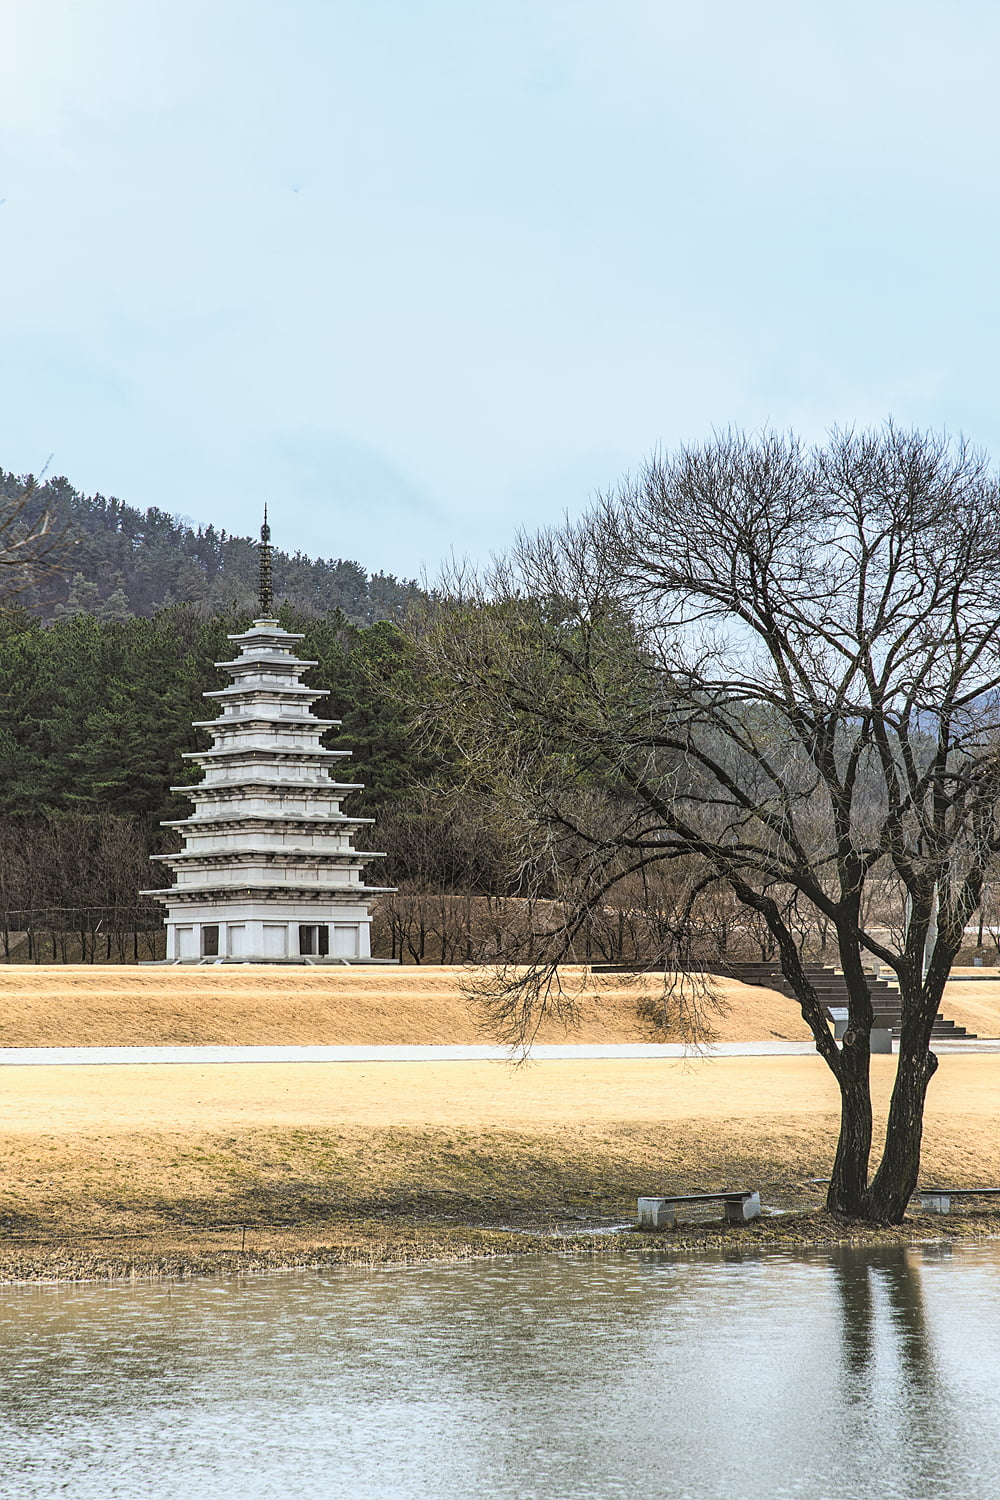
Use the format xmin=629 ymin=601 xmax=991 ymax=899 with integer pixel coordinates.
xmin=0 ymin=965 xmax=812 ymax=1046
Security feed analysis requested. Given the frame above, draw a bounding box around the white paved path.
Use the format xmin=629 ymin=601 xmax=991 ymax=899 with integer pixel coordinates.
xmin=0 ymin=1042 xmax=819 ymax=1065
xmin=0 ymin=1040 xmax=996 ymax=1065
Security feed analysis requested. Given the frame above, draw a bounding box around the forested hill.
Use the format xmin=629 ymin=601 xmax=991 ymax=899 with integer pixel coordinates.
xmin=2 ymin=470 xmax=421 ymax=624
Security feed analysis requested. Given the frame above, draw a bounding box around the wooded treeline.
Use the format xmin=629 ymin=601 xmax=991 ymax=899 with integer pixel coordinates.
xmin=0 ymin=465 xmax=837 ymax=966
xmin=6 ymin=589 xmax=1000 ymax=965
xmin=2 ymin=470 xmax=420 ymax=624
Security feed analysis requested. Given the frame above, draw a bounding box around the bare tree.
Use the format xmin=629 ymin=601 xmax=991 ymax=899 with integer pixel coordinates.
xmin=410 ymin=426 xmax=1000 ymax=1223
xmin=0 ymin=813 xmax=165 ymax=961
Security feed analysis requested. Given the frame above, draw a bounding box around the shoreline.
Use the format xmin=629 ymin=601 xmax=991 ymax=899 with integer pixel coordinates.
xmin=3 ymin=1207 xmax=999 ymax=1286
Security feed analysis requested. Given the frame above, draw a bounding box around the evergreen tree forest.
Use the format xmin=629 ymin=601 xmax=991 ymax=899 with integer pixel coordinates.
xmin=0 ymin=605 xmax=433 ymax=831
xmin=2 ymin=469 xmax=420 ymax=624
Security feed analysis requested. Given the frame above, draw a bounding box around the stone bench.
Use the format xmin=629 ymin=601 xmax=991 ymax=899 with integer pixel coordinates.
xmin=827 ymin=1008 xmax=892 ymax=1052
xmin=637 ymin=1191 xmax=761 ymax=1229
xmin=918 ymin=1187 xmax=1000 ymax=1215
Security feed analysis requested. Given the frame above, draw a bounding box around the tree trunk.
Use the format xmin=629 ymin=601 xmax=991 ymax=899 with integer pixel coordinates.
xmin=866 ymin=1030 xmax=938 ymax=1223
xmin=826 ymin=1036 xmax=874 ymax=1217
xmin=822 ymin=932 xmax=878 ymax=1217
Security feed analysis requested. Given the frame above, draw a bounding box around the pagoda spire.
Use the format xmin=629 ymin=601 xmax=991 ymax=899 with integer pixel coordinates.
xmin=258 ymin=505 xmax=274 ymax=618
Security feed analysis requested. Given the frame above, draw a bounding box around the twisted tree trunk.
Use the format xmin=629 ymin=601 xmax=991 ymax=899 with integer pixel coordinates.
xmin=828 ymin=1036 xmax=875 ymax=1218
xmin=866 ymin=994 xmax=940 ymax=1223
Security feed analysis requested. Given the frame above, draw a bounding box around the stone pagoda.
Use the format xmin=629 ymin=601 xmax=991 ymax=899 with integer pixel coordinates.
xmin=146 ymin=513 xmax=392 ymax=963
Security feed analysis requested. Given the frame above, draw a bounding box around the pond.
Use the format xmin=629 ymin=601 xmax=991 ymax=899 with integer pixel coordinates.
xmin=2 ymin=1244 xmax=1000 ymax=1498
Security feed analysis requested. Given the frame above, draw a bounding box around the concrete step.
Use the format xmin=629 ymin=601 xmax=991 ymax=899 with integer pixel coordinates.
xmin=725 ymin=961 xmax=976 ymax=1041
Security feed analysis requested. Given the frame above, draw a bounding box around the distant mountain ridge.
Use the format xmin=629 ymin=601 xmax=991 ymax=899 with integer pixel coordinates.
xmin=2 ymin=469 xmax=421 ymax=624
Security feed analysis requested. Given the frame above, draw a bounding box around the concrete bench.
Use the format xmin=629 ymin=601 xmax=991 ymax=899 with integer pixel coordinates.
xmin=637 ymin=1191 xmax=761 ymax=1229
xmin=918 ymin=1187 xmax=1000 ymax=1215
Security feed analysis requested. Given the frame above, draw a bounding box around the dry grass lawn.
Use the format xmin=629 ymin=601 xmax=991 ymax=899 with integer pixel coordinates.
xmin=0 ymin=1052 xmax=998 ymax=1274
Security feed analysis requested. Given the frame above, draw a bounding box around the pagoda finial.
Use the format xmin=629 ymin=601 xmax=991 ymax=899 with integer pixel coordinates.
xmin=258 ymin=505 xmax=273 ymax=618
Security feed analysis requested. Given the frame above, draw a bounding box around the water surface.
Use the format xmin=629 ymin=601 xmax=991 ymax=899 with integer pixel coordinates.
xmin=2 ymin=1244 xmax=999 ymax=1498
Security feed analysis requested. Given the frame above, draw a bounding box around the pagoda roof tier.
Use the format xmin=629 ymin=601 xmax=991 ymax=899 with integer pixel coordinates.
xmin=191 ymin=714 xmax=341 ymax=731
xmin=152 ymin=848 xmax=384 ymax=865
xmin=146 ymin=881 xmax=395 ymax=902
xmin=160 ymin=812 xmax=375 ymax=830
xmin=227 ymin=621 xmax=306 ymax=645
xmin=170 ymin=779 xmax=362 ymax=796
xmin=203 ymin=684 xmax=330 ymax=702
xmin=181 ymin=746 xmax=352 ymax=764
xmin=215 ymin=652 xmax=319 ymax=673
xmin=197 ymin=704 xmax=334 ymax=723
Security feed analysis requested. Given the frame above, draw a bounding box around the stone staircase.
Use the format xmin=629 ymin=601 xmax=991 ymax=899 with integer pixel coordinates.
xmin=727 ymin=961 xmax=975 ymax=1041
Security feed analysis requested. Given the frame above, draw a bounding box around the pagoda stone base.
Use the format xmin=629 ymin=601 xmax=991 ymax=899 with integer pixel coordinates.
xmin=143 ymin=956 xmax=398 ymax=966
xmin=161 ymin=901 xmax=379 ymax=964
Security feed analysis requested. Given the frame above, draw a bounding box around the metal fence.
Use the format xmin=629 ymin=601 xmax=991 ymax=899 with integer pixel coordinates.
xmin=0 ymin=907 xmax=166 ymax=963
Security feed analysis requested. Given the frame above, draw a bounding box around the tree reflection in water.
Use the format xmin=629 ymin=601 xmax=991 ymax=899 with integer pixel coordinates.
xmin=831 ymin=1245 xmax=955 ymax=1496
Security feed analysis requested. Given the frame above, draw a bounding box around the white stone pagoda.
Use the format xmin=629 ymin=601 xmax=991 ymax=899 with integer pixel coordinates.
xmin=146 ymin=514 xmax=392 ymax=963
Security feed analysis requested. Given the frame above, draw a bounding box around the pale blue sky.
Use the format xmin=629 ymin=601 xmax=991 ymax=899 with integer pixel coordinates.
xmin=2 ymin=1 xmax=999 ymax=576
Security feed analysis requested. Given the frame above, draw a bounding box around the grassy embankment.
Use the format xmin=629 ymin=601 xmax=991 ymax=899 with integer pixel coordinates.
xmin=0 ymin=964 xmax=999 ymax=1279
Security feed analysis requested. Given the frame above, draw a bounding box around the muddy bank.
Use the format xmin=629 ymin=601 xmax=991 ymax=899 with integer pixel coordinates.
xmin=3 ymin=1204 xmax=999 ymax=1285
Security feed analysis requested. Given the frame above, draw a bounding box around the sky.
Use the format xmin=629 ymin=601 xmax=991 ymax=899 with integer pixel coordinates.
xmin=2 ymin=1 xmax=1000 ymax=579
